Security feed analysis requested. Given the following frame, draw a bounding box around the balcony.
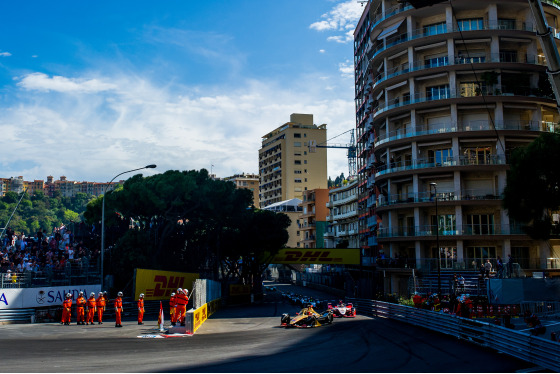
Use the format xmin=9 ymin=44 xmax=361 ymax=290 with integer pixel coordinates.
xmin=375 ymin=154 xmax=507 ymax=178
xmin=372 ymin=88 xmax=554 ymax=118
xmin=331 ymin=194 xmax=357 ymax=207
xmin=377 ymin=224 xmax=526 ymax=239
xmin=374 ymin=120 xmax=554 ymax=148
xmin=332 ymin=209 xmax=358 ymax=221
xmin=377 ymin=189 xmax=502 ymax=208
xmin=368 ymin=20 xmax=537 ymax=62
xmin=372 ymin=53 xmax=546 ymax=91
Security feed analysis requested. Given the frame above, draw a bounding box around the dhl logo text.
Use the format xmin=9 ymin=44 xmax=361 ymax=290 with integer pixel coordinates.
xmin=279 ymin=251 xmax=342 ymax=263
xmin=145 ymin=275 xmax=185 ymax=298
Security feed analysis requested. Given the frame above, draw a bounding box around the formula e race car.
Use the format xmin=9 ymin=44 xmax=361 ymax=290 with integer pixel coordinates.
xmin=281 ymin=306 xmax=334 ymax=328
xmin=328 ymin=301 xmax=357 ymax=318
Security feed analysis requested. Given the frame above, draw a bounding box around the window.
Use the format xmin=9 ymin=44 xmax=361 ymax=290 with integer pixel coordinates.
xmin=423 ymin=22 xmax=446 ymax=36
xmin=304 ymin=160 xmax=307 ymax=164
xmin=466 ymin=214 xmax=495 ymax=234
xmin=498 ymin=18 xmax=516 ymax=30
xmin=428 ymin=148 xmax=453 ymax=165
xmin=462 ymin=146 xmax=492 ymax=165
xmin=294 ymin=151 xmax=301 ymax=156
xmin=457 ymin=18 xmax=483 ymax=31
xmin=294 ymin=133 xmax=302 ymax=138
xmin=431 ymin=214 xmax=456 ymax=235
xmin=295 ymin=160 xmax=301 ymax=165
xmin=294 ymin=170 xmax=302 ymax=174
xmin=500 ymin=50 xmax=518 ymax=63
xmin=424 ymin=56 xmax=448 ymax=68
xmin=295 ymin=179 xmax=302 ymax=183
xmin=456 ymin=50 xmax=486 ymax=64
xmin=426 ymin=85 xmax=450 ymax=100
xmin=466 ymin=247 xmax=496 ymax=268
xmin=460 ymin=82 xmax=484 ymax=97
xmin=294 ymin=142 xmax=302 ymax=147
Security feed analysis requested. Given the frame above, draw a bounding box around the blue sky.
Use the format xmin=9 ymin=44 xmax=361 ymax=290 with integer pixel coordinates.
xmin=0 ymin=0 xmax=364 ymax=182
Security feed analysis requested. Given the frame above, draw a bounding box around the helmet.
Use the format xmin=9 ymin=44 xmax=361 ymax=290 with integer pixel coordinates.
xmin=66 ymin=293 xmax=71 ymax=298
xmin=79 ymin=291 xmax=84 ymax=295
xmin=170 ymin=293 xmax=175 ymax=297
xmin=184 ymin=289 xmax=188 ymax=294
xmin=98 ymin=292 xmax=103 ymax=296
xmin=90 ymin=292 xmax=95 ymax=297
xmin=177 ymin=288 xmax=183 ymax=294
xmin=117 ymin=291 xmax=123 ymax=297
xmin=103 ymin=291 xmax=107 ymax=294
xmin=139 ymin=293 xmax=144 ymax=298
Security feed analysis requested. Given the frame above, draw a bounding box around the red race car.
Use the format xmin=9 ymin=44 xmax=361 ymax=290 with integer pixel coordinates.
xmin=328 ymin=301 xmax=356 ymax=318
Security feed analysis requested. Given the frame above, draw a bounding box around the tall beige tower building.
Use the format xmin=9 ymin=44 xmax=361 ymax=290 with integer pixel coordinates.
xmin=259 ymin=113 xmax=328 ymax=208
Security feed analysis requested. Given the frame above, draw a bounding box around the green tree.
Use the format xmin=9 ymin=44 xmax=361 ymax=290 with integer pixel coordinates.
xmin=503 ymin=133 xmax=560 ymax=239
xmin=84 ymin=169 xmax=290 ymax=291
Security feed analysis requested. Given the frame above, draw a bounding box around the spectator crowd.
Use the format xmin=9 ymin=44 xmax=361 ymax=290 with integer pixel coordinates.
xmin=1 ymin=225 xmax=100 ymax=285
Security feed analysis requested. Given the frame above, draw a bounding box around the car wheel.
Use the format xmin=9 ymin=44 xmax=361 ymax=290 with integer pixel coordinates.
xmin=328 ymin=313 xmax=333 ymax=324
xmin=281 ymin=314 xmax=290 ymax=325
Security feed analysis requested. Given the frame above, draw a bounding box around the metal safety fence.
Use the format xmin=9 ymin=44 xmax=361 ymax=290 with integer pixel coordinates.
xmin=347 ymin=298 xmax=560 ymax=372
xmin=1 ymin=263 xmax=100 ymax=289
xmin=191 ymin=279 xmax=221 ymax=309
xmin=520 ymin=301 xmax=560 ymax=318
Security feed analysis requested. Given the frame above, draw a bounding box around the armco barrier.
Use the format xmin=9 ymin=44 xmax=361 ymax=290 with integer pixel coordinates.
xmin=347 ymin=298 xmax=560 ymax=372
xmin=0 ymin=308 xmax=35 ymax=324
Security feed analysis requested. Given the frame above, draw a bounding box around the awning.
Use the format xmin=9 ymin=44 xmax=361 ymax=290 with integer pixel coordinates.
xmin=377 ymin=19 xmax=405 ymax=40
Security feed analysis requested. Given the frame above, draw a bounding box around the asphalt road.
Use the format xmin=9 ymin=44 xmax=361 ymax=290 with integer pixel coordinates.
xmin=0 ymin=283 xmax=542 ymax=373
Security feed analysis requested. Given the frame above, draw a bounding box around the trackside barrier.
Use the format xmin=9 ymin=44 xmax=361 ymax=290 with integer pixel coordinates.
xmin=347 ymin=298 xmax=560 ymax=372
xmin=0 ymin=308 xmax=35 ymax=324
xmin=182 ymin=279 xmax=221 ymax=334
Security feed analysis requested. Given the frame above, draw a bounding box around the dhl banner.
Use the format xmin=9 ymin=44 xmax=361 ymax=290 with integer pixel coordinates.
xmin=192 ymin=303 xmax=208 ymax=333
xmin=271 ymin=248 xmax=360 ymax=265
xmin=134 ymin=268 xmax=199 ymax=301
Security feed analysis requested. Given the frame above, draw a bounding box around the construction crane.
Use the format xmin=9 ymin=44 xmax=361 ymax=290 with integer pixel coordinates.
xmin=309 ymin=129 xmax=357 ymax=178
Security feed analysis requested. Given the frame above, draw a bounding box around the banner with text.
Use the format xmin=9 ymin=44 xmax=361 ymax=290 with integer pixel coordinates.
xmin=0 ymin=285 xmax=101 ymax=309
xmin=271 ymin=248 xmax=360 ymax=265
xmin=135 ymin=269 xmax=199 ymax=301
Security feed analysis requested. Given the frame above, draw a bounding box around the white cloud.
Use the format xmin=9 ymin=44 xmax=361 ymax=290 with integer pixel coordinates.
xmin=0 ymin=72 xmax=355 ymax=182
xmin=17 ymin=72 xmax=117 ymax=93
xmin=310 ymin=0 xmax=363 ymax=43
xmin=319 ymin=49 xmax=326 ymax=53
xmin=0 ymin=52 xmax=12 ymax=57
xmin=339 ymin=60 xmax=354 ymax=78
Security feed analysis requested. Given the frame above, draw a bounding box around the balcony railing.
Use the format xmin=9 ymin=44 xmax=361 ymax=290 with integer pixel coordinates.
xmin=370 ymin=3 xmax=414 ymax=30
xmin=377 ymin=189 xmax=502 ymax=207
xmin=375 ymin=154 xmax=507 ymax=177
xmin=372 ymin=53 xmax=546 ymax=90
xmin=372 ymin=88 xmax=554 ymax=118
xmin=377 ymin=224 xmax=526 ymax=238
xmin=369 ymin=20 xmax=537 ymax=61
xmin=374 ymin=120 xmax=556 ymax=147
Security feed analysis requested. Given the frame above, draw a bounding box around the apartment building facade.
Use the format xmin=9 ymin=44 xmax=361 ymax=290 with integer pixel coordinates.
xmin=298 ymin=188 xmax=329 ymax=249
xmin=354 ymin=0 xmax=560 ymax=294
xmin=259 ymin=113 xmax=328 ymax=208
xmin=224 ymin=173 xmax=260 ymax=208
xmin=262 ymin=198 xmax=303 ymax=248
xmin=325 ymin=180 xmax=360 ymax=249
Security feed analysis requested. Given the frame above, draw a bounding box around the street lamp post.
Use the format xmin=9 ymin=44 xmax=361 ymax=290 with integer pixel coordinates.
xmin=101 ymin=164 xmax=156 ymax=289
xmin=430 ymin=182 xmax=441 ymax=297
